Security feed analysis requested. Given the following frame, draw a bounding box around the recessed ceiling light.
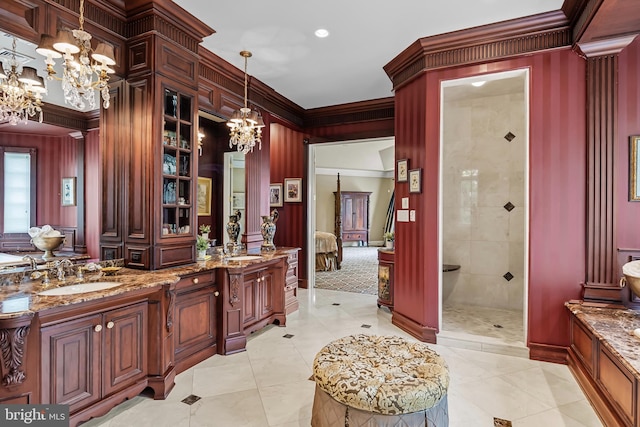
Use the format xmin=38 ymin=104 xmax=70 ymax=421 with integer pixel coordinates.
xmin=315 ymin=29 xmax=329 ymax=38
xmin=471 ymin=81 xmax=486 ymax=87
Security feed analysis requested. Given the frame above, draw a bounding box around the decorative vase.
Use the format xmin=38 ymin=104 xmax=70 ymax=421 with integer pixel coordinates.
xmin=261 ymin=209 xmax=279 ymax=251
xmin=226 ymin=210 xmax=242 ymax=245
xmin=385 ymin=240 xmax=394 ymax=249
xmin=197 ymin=249 xmax=206 ymax=260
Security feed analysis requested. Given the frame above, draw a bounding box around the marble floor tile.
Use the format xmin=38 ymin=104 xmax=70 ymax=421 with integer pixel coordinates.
xmin=81 ymin=287 xmax=602 ymax=427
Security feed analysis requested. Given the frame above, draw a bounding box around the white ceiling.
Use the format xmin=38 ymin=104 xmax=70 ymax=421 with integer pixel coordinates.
xmin=174 ymin=0 xmax=563 ymax=110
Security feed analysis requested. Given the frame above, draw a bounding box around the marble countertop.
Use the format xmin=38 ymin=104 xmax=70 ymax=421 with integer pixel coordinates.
xmin=566 ymin=301 xmax=640 ymax=378
xmin=0 ymin=249 xmax=295 ymax=320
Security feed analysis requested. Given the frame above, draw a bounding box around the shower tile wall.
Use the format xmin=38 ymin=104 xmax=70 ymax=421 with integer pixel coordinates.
xmin=442 ymin=91 xmax=525 ymax=310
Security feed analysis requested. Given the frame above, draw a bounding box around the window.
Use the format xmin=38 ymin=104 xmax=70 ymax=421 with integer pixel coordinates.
xmin=1 ymin=147 xmax=36 ymax=235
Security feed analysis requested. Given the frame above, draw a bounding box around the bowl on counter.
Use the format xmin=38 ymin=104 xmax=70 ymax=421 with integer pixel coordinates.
xmin=31 ymin=235 xmax=65 ymax=259
xmin=622 ymin=260 xmax=640 ymax=299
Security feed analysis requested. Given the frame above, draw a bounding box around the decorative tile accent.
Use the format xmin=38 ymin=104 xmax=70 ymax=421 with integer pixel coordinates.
xmin=504 ymin=131 xmax=516 ymax=142
xmin=493 ymin=324 xmax=504 ymax=329
xmin=181 ymin=394 xmax=201 ymax=405
xmin=361 ymin=324 xmax=371 ymax=328
xmin=283 ymin=334 xmax=294 ymax=339
xmin=332 ymin=303 xmax=341 ymax=306
xmin=494 ymin=417 xmax=513 ymax=427
xmin=503 ymin=201 xmax=515 ymax=212
xmin=503 ymin=272 xmax=514 ymax=281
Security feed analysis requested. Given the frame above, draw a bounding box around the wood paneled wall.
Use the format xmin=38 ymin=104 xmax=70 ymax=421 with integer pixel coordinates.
xmin=391 ymin=48 xmax=588 ymax=353
xmin=85 ymin=129 xmax=101 ymax=258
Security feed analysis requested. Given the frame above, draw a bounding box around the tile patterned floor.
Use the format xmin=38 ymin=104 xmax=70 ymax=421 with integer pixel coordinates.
xmin=82 ymin=288 xmax=603 ymax=427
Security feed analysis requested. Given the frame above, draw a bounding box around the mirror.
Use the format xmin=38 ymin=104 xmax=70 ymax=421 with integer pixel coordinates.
xmin=222 ymin=151 xmax=245 ymax=246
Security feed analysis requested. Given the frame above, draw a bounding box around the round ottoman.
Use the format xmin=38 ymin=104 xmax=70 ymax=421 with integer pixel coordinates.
xmin=312 ymin=334 xmax=449 ymax=427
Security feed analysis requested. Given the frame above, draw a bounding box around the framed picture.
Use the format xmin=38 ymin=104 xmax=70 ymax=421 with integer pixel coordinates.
xmin=284 ymin=178 xmax=302 ymax=202
xmin=409 ymin=168 xmax=422 ymax=193
xmin=197 ymin=177 xmax=212 ymax=216
xmin=61 ymin=177 xmax=76 ymax=206
xmin=630 ymin=136 xmax=640 ymax=201
xmin=397 ymin=159 xmax=409 ymax=182
xmin=270 ymin=183 xmax=283 ymax=207
xmin=232 ymin=192 xmax=245 ymax=209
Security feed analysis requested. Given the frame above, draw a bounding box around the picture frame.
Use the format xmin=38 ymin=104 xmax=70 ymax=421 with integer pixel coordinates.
xmin=232 ymin=192 xmax=245 ymax=209
xmin=270 ymin=183 xmax=283 ymax=207
xmin=409 ymin=168 xmax=422 ymax=193
xmin=397 ymin=159 xmax=409 ymax=182
xmin=630 ymin=136 xmax=640 ymax=201
xmin=197 ymin=177 xmax=212 ymax=216
xmin=61 ymin=177 xmax=76 ymax=206
xmin=284 ymin=178 xmax=302 ymax=202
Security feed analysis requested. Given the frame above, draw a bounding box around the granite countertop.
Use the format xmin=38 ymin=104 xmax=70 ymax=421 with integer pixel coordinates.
xmin=566 ymin=301 xmax=640 ymax=377
xmin=0 ymin=249 xmax=294 ymax=320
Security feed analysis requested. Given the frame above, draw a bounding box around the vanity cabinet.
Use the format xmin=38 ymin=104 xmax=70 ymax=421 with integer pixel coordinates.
xmin=243 ymin=266 xmax=276 ymax=331
xmin=173 ymin=271 xmax=219 ymax=373
xmin=40 ymin=302 xmax=148 ymax=416
xmin=284 ymin=249 xmax=299 ymax=314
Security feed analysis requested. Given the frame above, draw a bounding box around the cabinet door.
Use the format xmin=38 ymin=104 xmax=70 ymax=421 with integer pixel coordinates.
xmin=174 ymin=285 xmax=216 ymax=363
xmin=243 ymin=271 xmax=259 ymax=326
xmin=41 ymin=314 xmax=102 ymax=411
xmin=259 ymin=270 xmax=275 ymax=318
xmin=103 ymin=302 xmax=148 ymax=397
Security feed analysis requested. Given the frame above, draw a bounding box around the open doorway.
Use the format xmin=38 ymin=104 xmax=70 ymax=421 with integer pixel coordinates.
xmin=307 ymin=139 xmax=394 ymax=294
xmin=438 ymin=69 xmax=530 ymax=354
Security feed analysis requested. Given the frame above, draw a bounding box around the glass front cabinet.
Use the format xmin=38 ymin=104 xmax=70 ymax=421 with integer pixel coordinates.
xmin=156 ymin=85 xmax=197 ymax=267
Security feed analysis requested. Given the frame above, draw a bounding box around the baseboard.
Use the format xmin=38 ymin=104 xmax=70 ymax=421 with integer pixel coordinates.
xmin=391 ymin=311 xmax=437 ymax=343
xmin=529 ymin=342 xmax=568 ymax=364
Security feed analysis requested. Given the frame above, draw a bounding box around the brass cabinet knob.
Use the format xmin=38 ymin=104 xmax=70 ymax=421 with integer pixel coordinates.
xmin=193 ymin=278 xmax=199 ymax=284
xmin=214 ymin=291 xmax=219 ymax=297
xmin=94 ymin=325 xmax=103 ymax=332
xmin=106 ymin=321 xmax=115 ymax=329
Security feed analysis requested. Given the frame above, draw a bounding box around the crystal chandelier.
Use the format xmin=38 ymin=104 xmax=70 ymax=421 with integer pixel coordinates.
xmin=0 ymin=38 xmax=46 ymax=125
xmin=35 ymin=0 xmax=116 ymax=110
xmin=227 ymin=51 xmax=265 ymax=154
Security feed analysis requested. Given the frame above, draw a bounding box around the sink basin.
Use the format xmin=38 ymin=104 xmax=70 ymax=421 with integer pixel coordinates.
xmin=38 ymin=282 xmax=124 ymax=296
xmin=228 ymin=255 xmax=263 ymax=261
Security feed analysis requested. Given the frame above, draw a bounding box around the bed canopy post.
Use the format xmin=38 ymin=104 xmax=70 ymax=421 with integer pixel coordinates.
xmin=334 ymin=173 xmax=343 ymax=269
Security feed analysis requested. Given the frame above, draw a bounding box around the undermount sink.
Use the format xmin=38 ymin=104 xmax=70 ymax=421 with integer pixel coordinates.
xmin=228 ymin=255 xmax=263 ymax=261
xmin=38 ymin=282 xmax=124 ymax=296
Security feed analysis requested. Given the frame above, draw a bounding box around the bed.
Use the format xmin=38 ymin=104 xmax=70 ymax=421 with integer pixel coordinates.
xmin=315 ymin=231 xmax=339 ymax=271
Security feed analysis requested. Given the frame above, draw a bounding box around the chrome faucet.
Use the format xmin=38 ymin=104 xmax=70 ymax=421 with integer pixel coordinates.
xmin=22 ymin=255 xmax=38 ymax=270
xmin=53 ymin=259 xmax=74 ymax=282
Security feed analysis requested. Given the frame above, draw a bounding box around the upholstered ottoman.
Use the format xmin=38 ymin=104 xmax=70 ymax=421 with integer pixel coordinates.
xmin=311 ymin=334 xmax=449 ymax=427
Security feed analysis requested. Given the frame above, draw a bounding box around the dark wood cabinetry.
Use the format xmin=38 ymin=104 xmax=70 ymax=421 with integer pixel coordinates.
xmin=285 ymin=249 xmax=299 ymax=314
xmin=40 ymin=302 xmax=148 ymax=421
xmin=336 ymin=191 xmax=371 ymax=245
xmin=173 ymin=271 xmax=218 ymax=373
xmin=377 ymin=249 xmax=394 ymax=310
xmin=242 ymin=265 xmax=277 ymax=333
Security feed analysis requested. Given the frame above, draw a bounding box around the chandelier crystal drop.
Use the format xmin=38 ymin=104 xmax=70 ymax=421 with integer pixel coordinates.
xmin=36 ymin=0 xmax=116 ymax=111
xmin=0 ymin=38 xmax=46 ymax=125
xmin=227 ymin=51 xmax=265 ymax=154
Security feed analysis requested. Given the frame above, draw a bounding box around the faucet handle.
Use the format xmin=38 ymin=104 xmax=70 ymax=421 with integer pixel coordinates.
xmin=30 ymin=270 xmax=50 ymax=284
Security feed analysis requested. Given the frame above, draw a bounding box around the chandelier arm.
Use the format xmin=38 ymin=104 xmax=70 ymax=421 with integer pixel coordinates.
xmin=79 ymin=0 xmax=85 ymax=30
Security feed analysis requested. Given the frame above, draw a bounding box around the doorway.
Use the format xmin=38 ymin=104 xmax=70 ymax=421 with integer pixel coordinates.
xmin=438 ymin=69 xmax=530 ymax=354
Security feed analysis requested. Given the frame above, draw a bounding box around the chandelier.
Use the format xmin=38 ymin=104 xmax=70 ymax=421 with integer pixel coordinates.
xmin=35 ymin=0 xmax=116 ymax=110
xmin=227 ymin=51 xmax=265 ymax=154
xmin=0 ymin=38 xmax=46 ymax=125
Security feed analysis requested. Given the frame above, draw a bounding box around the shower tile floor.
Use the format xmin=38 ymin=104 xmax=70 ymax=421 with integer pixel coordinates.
xmin=441 ymin=304 xmax=527 ymax=357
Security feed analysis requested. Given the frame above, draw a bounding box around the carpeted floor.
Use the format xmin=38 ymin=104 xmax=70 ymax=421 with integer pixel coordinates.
xmin=314 ymin=246 xmax=379 ymax=295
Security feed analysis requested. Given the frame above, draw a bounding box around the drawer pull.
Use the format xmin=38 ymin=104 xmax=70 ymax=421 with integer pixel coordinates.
xmin=106 ymin=321 xmax=115 ymax=329
xmin=94 ymin=325 xmax=102 ymax=332
xmin=193 ymin=278 xmax=199 ymax=284
xmin=214 ymin=291 xmax=219 ymax=297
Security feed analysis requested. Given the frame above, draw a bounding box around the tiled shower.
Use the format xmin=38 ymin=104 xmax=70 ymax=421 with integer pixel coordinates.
xmin=440 ymin=72 xmax=527 ymax=344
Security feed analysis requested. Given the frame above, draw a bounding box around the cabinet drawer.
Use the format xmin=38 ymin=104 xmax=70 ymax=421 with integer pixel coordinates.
xmin=571 ymin=316 xmax=595 ymax=373
xmin=343 ymin=233 xmax=365 ymax=241
xmin=177 ymin=271 xmax=215 ymax=290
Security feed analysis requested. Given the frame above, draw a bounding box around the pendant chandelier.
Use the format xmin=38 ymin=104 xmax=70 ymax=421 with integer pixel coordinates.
xmin=0 ymin=38 xmax=46 ymax=125
xmin=35 ymin=0 xmax=116 ymax=111
xmin=227 ymin=51 xmax=265 ymax=154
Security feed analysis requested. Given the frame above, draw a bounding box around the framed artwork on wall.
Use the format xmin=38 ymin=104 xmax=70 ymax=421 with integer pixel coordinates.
xmin=232 ymin=192 xmax=245 ymax=209
xmin=397 ymin=159 xmax=409 ymax=182
xmin=197 ymin=177 xmax=212 ymax=216
xmin=61 ymin=177 xmax=76 ymax=206
xmin=284 ymin=178 xmax=302 ymax=202
xmin=630 ymin=135 xmax=640 ymax=201
xmin=409 ymin=168 xmax=422 ymax=193
xmin=270 ymin=183 xmax=283 ymax=207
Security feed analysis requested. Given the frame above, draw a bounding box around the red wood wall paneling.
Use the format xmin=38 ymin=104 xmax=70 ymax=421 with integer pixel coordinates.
xmin=392 ymin=48 xmax=587 ymax=348
xmin=85 ymin=129 xmax=101 ymax=258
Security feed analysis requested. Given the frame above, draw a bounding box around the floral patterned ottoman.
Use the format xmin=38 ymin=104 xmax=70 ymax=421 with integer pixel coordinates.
xmin=311 ymin=334 xmax=449 ymax=427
